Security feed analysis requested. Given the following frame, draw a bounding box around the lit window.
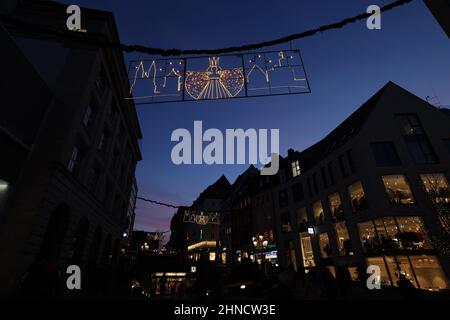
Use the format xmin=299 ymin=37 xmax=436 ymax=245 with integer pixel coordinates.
xmin=319 ymin=233 xmax=331 ymax=258
xmin=420 ymin=173 xmax=450 ymax=204
xmin=358 ymin=216 xmax=433 ymax=254
xmin=312 ymin=200 xmax=325 ymax=225
xmin=382 ymin=175 xmax=415 ymax=205
xmin=291 ymin=160 xmax=301 ymax=177
xmin=296 ymin=207 xmax=308 ymax=231
xmin=300 ymin=232 xmax=315 ymax=267
xmin=209 ymin=252 xmax=216 ymax=261
xmin=366 ymin=257 xmax=392 ymax=286
xmin=348 ymin=181 xmax=368 ymax=212
xmin=409 ymin=255 xmax=449 ymax=291
xmin=358 ymin=220 xmax=379 ymax=254
xmin=334 ymin=222 xmax=352 ymax=256
xmin=328 ymin=192 xmax=344 ymax=221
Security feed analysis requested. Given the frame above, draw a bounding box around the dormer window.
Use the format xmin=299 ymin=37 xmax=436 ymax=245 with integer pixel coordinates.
xmin=291 ymin=160 xmax=301 ymax=177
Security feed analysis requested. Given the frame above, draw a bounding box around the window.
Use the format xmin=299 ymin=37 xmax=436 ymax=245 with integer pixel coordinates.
xmin=313 ymin=200 xmax=325 ymax=225
xmin=67 ymin=144 xmax=84 ymax=174
xmin=404 ymin=135 xmax=438 ymax=164
xmin=281 ymin=212 xmax=292 ymax=232
xmin=396 ymin=216 xmax=433 ymax=250
xmin=335 ymin=222 xmax=352 ymax=256
xmin=319 ymin=233 xmax=331 ymax=258
xmin=296 ymin=207 xmax=308 ymax=231
xmin=82 ymin=103 xmax=94 ymax=128
xmin=278 ymin=190 xmax=288 ymax=208
xmin=366 ymin=257 xmax=392 ymax=286
xmin=409 ymin=255 xmax=449 ymax=291
xmin=382 ymin=175 xmax=415 ymax=205
xmin=396 ymin=114 xmax=437 ymax=164
xmin=371 ymin=142 xmax=401 ymax=166
xmin=420 ymin=173 xmax=450 ymax=204
xmin=358 ymin=220 xmax=379 ymax=254
xmin=397 ymin=114 xmax=423 ymax=135
xmin=338 ymin=154 xmax=347 ymax=178
xmin=327 ymin=162 xmax=336 ymax=185
xmin=357 ymin=216 xmax=433 ymax=254
xmin=98 ymin=129 xmax=110 ymax=152
xmin=346 ymin=149 xmax=356 ymax=174
xmin=328 ymin=192 xmax=344 ymax=221
xmin=300 ymin=232 xmax=315 ymax=267
xmin=348 ymin=181 xmax=368 ymax=212
xmin=321 ymin=167 xmax=328 ymax=188
xmin=291 ymin=160 xmax=301 ymax=177
xmin=292 ymin=182 xmax=305 ymax=203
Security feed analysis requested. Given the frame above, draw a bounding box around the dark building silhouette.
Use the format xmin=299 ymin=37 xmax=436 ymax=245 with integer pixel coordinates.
xmin=424 ymin=0 xmax=450 ymax=38
xmin=0 ymin=0 xmax=142 ymax=297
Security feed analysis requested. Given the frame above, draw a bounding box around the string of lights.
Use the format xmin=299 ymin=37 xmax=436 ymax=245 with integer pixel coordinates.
xmin=0 ymin=0 xmax=413 ymax=56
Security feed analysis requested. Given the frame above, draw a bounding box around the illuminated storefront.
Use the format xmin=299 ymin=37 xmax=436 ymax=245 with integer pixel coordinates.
xmin=359 ymin=216 xmax=449 ymax=291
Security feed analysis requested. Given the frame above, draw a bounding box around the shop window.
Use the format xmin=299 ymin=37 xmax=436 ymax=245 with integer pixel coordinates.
xmin=295 ymin=207 xmax=308 ymax=231
xmin=348 ymin=181 xmax=368 ymax=212
xmin=358 ymin=220 xmax=379 ymax=254
xmin=420 ymin=173 xmax=450 ymax=204
xmin=409 ymin=255 xmax=449 ymax=291
xmin=382 ymin=174 xmax=415 ymax=205
xmin=300 ymin=232 xmax=315 ymax=267
xmin=367 ymin=257 xmax=392 ymax=286
xmin=374 ymin=217 xmax=402 ymax=251
xmin=396 ymin=256 xmax=419 ymax=288
xmin=313 ymin=200 xmax=325 ymax=225
xmin=328 ymin=192 xmax=344 ymax=221
xmin=396 ymin=216 xmax=433 ymax=250
xmin=319 ymin=232 xmax=331 ymax=258
xmin=335 ymin=222 xmax=352 ymax=256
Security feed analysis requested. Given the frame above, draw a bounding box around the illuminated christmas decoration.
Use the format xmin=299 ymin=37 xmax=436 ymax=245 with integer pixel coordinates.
xmin=183 ymin=209 xmax=220 ymax=225
xmin=127 ymin=49 xmax=310 ymax=104
xmin=185 ymin=57 xmax=244 ymax=100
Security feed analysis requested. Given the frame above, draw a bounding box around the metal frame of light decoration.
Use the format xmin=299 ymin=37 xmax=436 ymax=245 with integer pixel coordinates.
xmin=126 ymin=49 xmax=311 ymax=105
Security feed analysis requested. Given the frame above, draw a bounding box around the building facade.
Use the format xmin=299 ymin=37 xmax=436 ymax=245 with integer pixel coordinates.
xmin=272 ymin=82 xmax=450 ymax=291
xmin=0 ymin=0 xmax=142 ymax=296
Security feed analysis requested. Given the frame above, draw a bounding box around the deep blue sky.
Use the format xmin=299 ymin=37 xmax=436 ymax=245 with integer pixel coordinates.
xmin=60 ymin=0 xmax=450 ymax=233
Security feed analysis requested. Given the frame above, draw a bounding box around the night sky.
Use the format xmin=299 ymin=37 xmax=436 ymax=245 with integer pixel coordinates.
xmin=59 ymin=0 xmax=450 ymax=235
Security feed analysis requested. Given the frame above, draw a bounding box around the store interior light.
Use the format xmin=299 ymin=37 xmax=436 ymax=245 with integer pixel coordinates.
xmin=0 ymin=180 xmax=8 ymax=192
xmin=308 ymin=227 xmax=314 ymax=235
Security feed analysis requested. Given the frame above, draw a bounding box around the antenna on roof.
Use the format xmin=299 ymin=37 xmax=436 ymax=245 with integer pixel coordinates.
xmin=426 ymin=87 xmax=442 ymax=108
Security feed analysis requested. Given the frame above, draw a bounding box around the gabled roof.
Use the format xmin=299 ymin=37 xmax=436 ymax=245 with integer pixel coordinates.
xmin=192 ymin=175 xmax=232 ymax=205
xmin=292 ymin=81 xmax=430 ymax=171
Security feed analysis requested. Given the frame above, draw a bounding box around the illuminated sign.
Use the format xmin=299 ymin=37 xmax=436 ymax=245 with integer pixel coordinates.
xmin=127 ymin=50 xmax=310 ymax=104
